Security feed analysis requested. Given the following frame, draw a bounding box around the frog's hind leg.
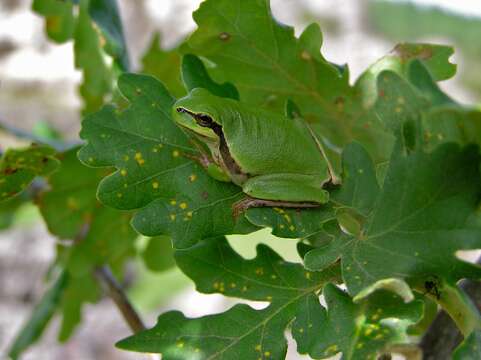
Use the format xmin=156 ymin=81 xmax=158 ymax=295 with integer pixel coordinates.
xmin=232 ymin=196 xmax=320 ymax=218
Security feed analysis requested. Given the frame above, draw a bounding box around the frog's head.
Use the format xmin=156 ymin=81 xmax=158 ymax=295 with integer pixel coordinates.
xmin=173 ymin=88 xmax=222 ymax=142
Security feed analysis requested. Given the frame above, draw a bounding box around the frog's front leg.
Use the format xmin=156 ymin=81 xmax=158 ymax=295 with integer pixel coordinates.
xmin=233 ymin=173 xmax=329 ymax=216
xmin=182 ymin=152 xmax=231 ymax=182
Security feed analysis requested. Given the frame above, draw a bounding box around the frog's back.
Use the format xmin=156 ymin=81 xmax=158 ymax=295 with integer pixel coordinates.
xmin=220 ymin=102 xmax=328 ymax=178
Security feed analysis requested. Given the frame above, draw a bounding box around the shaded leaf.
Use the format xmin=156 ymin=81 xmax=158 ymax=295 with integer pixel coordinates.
xmin=141 ymin=33 xmax=184 ymax=98
xmin=0 ymin=144 xmax=59 ymax=203
xmin=305 ymin=142 xmax=481 ymax=299
xmin=181 ymin=54 xmax=239 ymax=99
xmin=141 ymin=236 xmax=176 ymax=272
xmin=293 ymin=284 xmax=423 ymax=360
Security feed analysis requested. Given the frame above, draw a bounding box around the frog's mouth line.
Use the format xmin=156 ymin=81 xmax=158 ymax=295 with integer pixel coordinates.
xmin=176 ymin=107 xmax=246 ymax=181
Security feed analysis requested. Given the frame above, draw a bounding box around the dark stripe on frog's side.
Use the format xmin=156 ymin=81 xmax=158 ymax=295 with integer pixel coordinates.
xmin=176 ymin=108 xmax=247 ymax=183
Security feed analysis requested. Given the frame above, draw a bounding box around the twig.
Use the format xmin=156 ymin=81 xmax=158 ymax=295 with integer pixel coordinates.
xmin=420 ymin=257 xmax=481 ymax=359
xmin=0 ymin=118 xmax=83 ymax=151
xmin=94 ymin=265 xmax=146 ymax=333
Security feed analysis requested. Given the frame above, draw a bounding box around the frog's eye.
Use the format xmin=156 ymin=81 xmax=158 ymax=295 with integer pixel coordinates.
xmin=195 ymin=114 xmax=213 ymax=127
xmin=176 ymin=108 xmax=213 ymax=127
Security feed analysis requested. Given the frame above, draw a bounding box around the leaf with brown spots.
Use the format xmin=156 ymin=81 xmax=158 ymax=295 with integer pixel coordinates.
xmin=0 ymin=144 xmax=59 ymax=203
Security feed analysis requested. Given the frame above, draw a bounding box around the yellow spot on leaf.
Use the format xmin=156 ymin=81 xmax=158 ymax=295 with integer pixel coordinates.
xmin=189 ymin=174 xmax=197 ymax=182
xmin=289 ymin=225 xmax=295 ymax=231
xmin=66 ymin=197 xmax=79 ymax=210
xmin=279 ymin=224 xmax=285 ymax=229
xmin=305 ymin=272 xmax=312 ymax=280
xmin=117 ymin=193 xmax=123 ymax=198
xmin=120 ymin=169 xmax=127 ymax=176
xmin=271 ymin=274 xmax=277 ymax=279
xmin=395 ymin=106 xmax=402 ymax=113
xmin=152 ymin=181 xmax=159 ymax=189
xmin=176 ymin=341 xmax=184 ymax=348
xmin=266 ymin=296 xmax=272 ymax=301
xmin=255 ymin=267 xmax=264 ymax=275
xmin=264 ymin=351 xmax=271 ymax=357
xmin=326 ymin=344 xmax=338 ymax=354
xmin=301 ymin=50 xmax=311 ymax=60
xmin=187 ymin=211 xmax=193 ymax=218
xmin=179 ymin=202 xmax=188 ymax=209
xmin=283 ymin=214 xmax=291 ymax=223
xmin=230 ymin=283 xmax=236 ymax=288
xmin=255 ymin=344 xmax=261 ymax=351
xmin=123 ymin=155 xmax=129 ymax=161
xmin=170 ymin=214 xmax=176 ymax=221
xmin=170 ymin=200 xmax=177 ymax=205
xmin=298 ymin=328 xmax=304 ymax=333
xmin=172 ymin=150 xmax=180 ymax=157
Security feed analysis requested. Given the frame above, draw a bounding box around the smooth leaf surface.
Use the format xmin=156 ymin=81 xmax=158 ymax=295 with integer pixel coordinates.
xmin=181 ymin=54 xmax=239 ymax=99
xmin=79 ymin=73 xmax=257 ymax=248
xmin=0 ymin=144 xmax=59 ymax=203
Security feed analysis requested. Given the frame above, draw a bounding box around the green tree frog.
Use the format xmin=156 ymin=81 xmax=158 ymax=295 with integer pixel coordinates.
xmin=173 ymin=88 xmax=335 ymax=213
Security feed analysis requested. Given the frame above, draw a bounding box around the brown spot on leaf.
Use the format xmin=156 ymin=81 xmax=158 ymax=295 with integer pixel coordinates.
xmin=201 ymin=191 xmax=209 ymax=200
xmin=4 ymin=167 xmax=17 ymax=175
xmin=393 ymin=43 xmax=433 ymax=63
xmin=219 ymin=32 xmax=230 ymax=41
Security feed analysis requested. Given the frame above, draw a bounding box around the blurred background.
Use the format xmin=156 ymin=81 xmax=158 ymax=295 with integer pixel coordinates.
xmin=1 ymin=0 xmax=481 ymax=358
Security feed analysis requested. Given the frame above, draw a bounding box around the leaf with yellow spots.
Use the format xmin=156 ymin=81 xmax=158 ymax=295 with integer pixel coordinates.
xmin=0 ymin=144 xmax=59 ymax=203
xmin=175 ymin=237 xmax=340 ymax=302
xmin=79 ymin=73 xmax=257 ymax=248
xmin=304 ymin=140 xmax=481 ymax=332
xmin=117 ymin=302 xmax=297 ymax=359
xmin=118 ymin=237 xmax=340 ymax=358
xmin=293 ymin=284 xmax=423 ymax=359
